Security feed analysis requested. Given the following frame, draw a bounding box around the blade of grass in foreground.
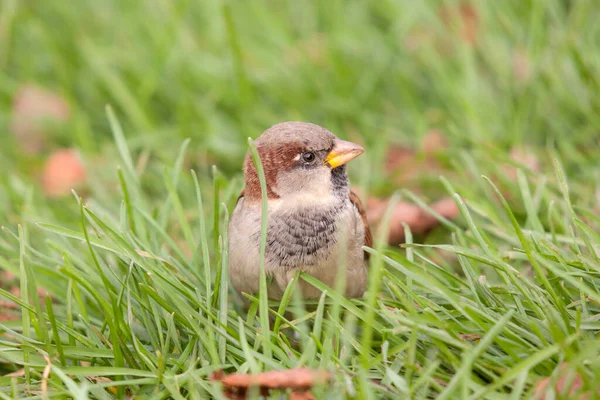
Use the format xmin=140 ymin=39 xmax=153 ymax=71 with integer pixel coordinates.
xmin=163 ymin=168 xmax=199 ymax=274
xmin=273 ymin=270 xmax=300 ymax=336
xmin=192 ymin=169 xmax=213 ymax=311
xmin=106 ymin=105 xmax=139 ymax=184
xmin=18 ymin=225 xmax=31 ymax=386
xmin=483 ymin=176 xmax=569 ymax=328
xmin=360 ymin=192 xmax=401 ymax=368
xmin=469 ymin=333 xmax=580 ymax=400
xmin=212 ymin=165 xmax=222 ymax=254
xmin=218 ymin=204 xmax=230 ymax=364
xmin=78 ymin=198 xmax=126 ymax=396
xmin=247 ymin=137 xmax=272 ymax=361
xmin=118 ymin=168 xmax=137 ymax=236
xmin=437 ymin=310 xmax=514 ymax=399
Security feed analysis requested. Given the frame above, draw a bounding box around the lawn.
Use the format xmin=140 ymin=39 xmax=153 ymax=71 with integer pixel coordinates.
xmin=1 ymin=0 xmax=600 ymax=398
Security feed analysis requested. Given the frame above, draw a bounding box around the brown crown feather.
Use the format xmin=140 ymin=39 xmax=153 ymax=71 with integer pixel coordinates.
xmin=243 ymin=143 xmax=305 ymax=202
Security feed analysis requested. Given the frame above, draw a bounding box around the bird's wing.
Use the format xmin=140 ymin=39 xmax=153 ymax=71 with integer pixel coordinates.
xmin=349 ymin=191 xmax=372 ymax=258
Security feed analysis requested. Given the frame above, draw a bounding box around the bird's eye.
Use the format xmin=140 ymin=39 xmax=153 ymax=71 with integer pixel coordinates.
xmin=302 ymin=152 xmax=316 ymax=163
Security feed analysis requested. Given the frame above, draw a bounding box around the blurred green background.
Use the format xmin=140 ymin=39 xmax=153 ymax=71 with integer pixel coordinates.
xmin=1 ymin=0 xmax=600 ymax=230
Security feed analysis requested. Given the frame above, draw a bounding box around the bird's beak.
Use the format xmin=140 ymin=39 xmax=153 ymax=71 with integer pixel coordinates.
xmin=324 ymin=139 xmax=364 ymax=169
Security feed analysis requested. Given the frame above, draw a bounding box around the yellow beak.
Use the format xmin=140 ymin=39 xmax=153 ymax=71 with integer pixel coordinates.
xmin=324 ymin=139 xmax=364 ymax=169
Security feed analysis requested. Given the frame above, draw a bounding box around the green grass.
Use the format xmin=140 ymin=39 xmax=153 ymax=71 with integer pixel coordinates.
xmin=1 ymin=0 xmax=600 ymax=398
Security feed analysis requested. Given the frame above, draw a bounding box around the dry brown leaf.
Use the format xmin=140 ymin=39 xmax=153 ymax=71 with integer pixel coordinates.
xmin=211 ymin=368 xmax=331 ymax=400
xmin=458 ymin=3 xmax=479 ymax=45
xmin=0 ymin=271 xmax=17 ymax=321
xmin=1 ymin=270 xmax=15 ymax=284
xmin=406 ymin=2 xmax=479 ymax=56
xmin=218 ymin=368 xmax=330 ymax=389
xmin=513 ymin=48 xmax=532 ymax=84
xmin=502 ymin=146 xmax=541 ymax=181
xmin=384 ymin=145 xmax=416 ymax=176
xmin=534 ymin=363 xmax=599 ymax=400
xmin=11 ymin=85 xmax=71 ymax=153
xmin=385 ymin=130 xmax=450 ymax=186
xmin=0 ymin=300 xmax=18 ymax=310
xmin=285 ymin=34 xmax=328 ymax=67
xmin=421 ymin=129 xmax=449 ymax=155
xmin=385 ymin=146 xmax=439 ymax=185
xmin=360 ymin=129 xmax=457 ymax=245
xmin=289 ymin=391 xmax=315 ymax=400
xmin=8 ymin=283 xmax=52 ymax=300
xmin=458 ymin=334 xmax=480 ymax=341
xmin=367 ymin=197 xmax=459 ymax=245
xmin=5 ymin=369 xmax=25 ymax=377
xmin=439 ymin=2 xmax=480 ymax=46
xmin=404 ymin=28 xmax=436 ymax=52
xmin=0 ymin=311 xmax=18 ymax=322
xmin=42 ymin=149 xmax=87 ymax=197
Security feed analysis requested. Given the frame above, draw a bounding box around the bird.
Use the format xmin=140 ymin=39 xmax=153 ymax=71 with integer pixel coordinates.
xmin=228 ymin=122 xmax=372 ymax=300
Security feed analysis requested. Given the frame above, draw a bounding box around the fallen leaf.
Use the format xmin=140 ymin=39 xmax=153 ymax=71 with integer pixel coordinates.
xmin=7 ymin=283 xmax=52 ymax=300
xmin=289 ymin=391 xmax=315 ymax=400
xmin=534 ymin=363 xmax=599 ymax=400
xmin=458 ymin=334 xmax=480 ymax=341
xmin=1 ymin=270 xmax=15 ymax=284
xmin=11 ymin=85 xmax=71 ymax=153
xmin=421 ymin=129 xmax=449 ymax=155
xmin=5 ymin=369 xmax=25 ymax=377
xmin=42 ymin=149 xmax=87 ymax=197
xmin=502 ymin=146 xmax=540 ymax=181
xmin=513 ymin=48 xmax=532 ymax=84
xmin=1 ymin=271 xmax=20 ymax=322
xmin=0 ymin=300 xmax=18 ymax=310
xmin=384 ymin=130 xmax=450 ymax=186
xmin=285 ymin=34 xmax=328 ymax=67
xmin=218 ymin=368 xmax=330 ymax=389
xmin=364 ymin=130 xmax=458 ymax=244
xmin=458 ymin=2 xmax=479 ymax=45
xmin=439 ymin=2 xmax=480 ymax=46
xmin=367 ymin=197 xmax=459 ymax=245
xmin=0 ymin=311 xmax=18 ymax=322
xmin=404 ymin=28 xmax=436 ymax=52
xmin=211 ymin=368 xmax=331 ymax=400
xmin=384 ymin=145 xmax=418 ymax=183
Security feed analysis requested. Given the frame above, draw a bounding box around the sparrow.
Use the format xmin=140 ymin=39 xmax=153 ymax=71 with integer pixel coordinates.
xmin=228 ymin=122 xmax=372 ymax=300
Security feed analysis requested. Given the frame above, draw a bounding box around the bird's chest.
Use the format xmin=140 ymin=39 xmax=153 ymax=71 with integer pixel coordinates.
xmin=260 ymin=202 xmax=351 ymax=269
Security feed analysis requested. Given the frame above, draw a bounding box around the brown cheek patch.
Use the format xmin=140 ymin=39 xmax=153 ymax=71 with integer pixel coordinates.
xmin=243 ymin=143 xmax=305 ymax=202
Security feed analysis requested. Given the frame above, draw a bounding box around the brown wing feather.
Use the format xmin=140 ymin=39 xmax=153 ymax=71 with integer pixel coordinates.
xmin=349 ymin=191 xmax=372 ymax=259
